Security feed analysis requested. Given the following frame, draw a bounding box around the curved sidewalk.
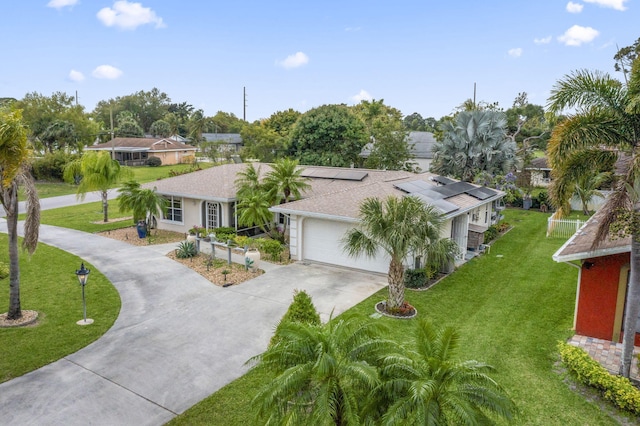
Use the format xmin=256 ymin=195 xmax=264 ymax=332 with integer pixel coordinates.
xmin=0 ymin=224 xmax=386 ymax=425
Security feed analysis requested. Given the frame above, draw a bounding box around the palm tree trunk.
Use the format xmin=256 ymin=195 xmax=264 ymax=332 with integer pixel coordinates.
xmin=387 ymin=258 xmax=405 ymax=310
xmin=102 ymin=190 xmax=109 ymax=223
xmin=6 ymin=185 xmax=21 ymax=320
xmin=620 ymin=231 xmax=640 ymax=377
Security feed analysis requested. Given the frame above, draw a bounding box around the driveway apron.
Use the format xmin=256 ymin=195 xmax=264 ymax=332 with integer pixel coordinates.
xmin=0 ymin=223 xmax=386 ymax=425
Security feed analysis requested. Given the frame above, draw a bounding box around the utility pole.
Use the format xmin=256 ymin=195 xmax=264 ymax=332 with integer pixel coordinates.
xmin=110 ymin=106 xmax=115 ymax=160
xmin=243 ymin=86 xmax=247 ymax=121
xmin=473 ymin=82 xmax=476 ymax=109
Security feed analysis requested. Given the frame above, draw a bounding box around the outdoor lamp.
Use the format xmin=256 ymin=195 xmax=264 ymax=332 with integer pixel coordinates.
xmin=75 ymin=262 xmax=93 ymax=325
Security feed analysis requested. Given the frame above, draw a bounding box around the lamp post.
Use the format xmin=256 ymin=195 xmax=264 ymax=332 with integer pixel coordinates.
xmin=75 ymin=262 xmax=93 ymax=325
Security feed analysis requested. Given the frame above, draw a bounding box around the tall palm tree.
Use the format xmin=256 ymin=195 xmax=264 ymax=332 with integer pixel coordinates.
xmin=235 ymin=162 xmax=264 ymax=199
xmin=247 ymin=315 xmax=394 ymax=425
xmin=0 ymin=108 xmax=40 ymax=320
xmin=573 ymin=170 xmax=611 ymax=216
xmin=342 ymin=196 xmax=457 ymax=311
xmin=117 ymin=181 xmax=168 ymax=232
xmin=63 ymin=151 xmax=133 ymax=222
xmin=431 ymin=110 xmax=516 ymax=182
xmin=370 ymin=319 xmax=515 ymax=425
xmin=547 ymin=56 xmax=640 ymax=377
xmin=236 ymin=190 xmax=274 ymax=231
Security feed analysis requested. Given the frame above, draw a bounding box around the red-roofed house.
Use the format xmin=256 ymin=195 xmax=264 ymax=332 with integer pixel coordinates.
xmin=86 ymin=137 xmax=197 ymax=166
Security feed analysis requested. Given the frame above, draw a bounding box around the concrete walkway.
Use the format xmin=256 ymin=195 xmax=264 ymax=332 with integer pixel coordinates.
xmin=0 ymin=224 xmax=386 ymax=425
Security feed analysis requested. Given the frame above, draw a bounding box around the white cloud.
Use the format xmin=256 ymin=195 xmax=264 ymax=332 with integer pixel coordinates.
xmin=47 ymin=0 xmax=79 ymax=9
xmin=566 ymin=2 xmax=584 ymax=13
xmin=534 ymin=36 xmax=552 ymax=45
xmin=92 ymin=65 xmax=123 ymax=79
xmin=508 ymin=48 xmax=523 ymax=58
xmin=558 ymin=25 xmax=599 ymax=46
xmin=68 ymin=70 xmax=85 ymax=82
xmin=345 ymin=27 xmax=361 ymax=32
xmin=583 ymin=0 xmax=628 ymax=10
xmin=276 ymin=52 xmax=309 ymax=69
xmin=351 ymin=90 xmax=372 ymax=103
xmin=97 ymin=1 xmax=165 ymax=30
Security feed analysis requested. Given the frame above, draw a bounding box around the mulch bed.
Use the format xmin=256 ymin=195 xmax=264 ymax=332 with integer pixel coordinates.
xmin=166 ymin=252 xmax=264 ymax=286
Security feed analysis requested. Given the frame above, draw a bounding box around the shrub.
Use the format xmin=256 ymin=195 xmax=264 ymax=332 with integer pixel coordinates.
xmin=558 ymin=342 xmax=640 ymax=415
xmin=145 ymin=157 xmax=162 ymax=167
xmin=234 ymin=235 xmax=253 ymax=249
xmin=259 ymin=239 xmax=284 ymax=261
xmin=270 ymin=290 xmax=321 ymax=346
xmin=214 ymin=227 xmax=236 ymax=243
xmin=404 ymin=268 xmax=428 ymax=289
xmin=0 ymin=262 xmax=9 ymax=280
xmin=484 ymin=225 xmax=499 ymax=244
xmin=175 ymin=241 xmax=197 ymax=259
xmin=31 ymin=151 xmax=78 ymax=181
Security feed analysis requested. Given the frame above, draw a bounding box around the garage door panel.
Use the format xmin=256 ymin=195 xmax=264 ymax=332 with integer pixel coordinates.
xmin=303 ymin=219 xmax=389 ymax=274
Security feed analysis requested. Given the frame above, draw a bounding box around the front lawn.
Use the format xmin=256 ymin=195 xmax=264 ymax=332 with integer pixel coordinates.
xmin=21 ymin=200 xmax=134 ymax=233
xmin=0 ymin=236 xmax=121 ymax=383
xmin=169 ymin=210 xmax=620 ymax=425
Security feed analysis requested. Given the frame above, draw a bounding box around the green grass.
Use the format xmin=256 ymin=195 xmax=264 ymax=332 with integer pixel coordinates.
xmin=21 ymin=200 xmax=134 ymax=233
xmin=169 ymin=210 xmax=621 ymax=425
xmin=30 ymin=162 xmax=214 ymax=200
xmin=0 ymin=235 xmax=121 ymax=383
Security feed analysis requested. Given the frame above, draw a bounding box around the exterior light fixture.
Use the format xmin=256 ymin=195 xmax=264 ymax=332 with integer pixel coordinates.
xmin=75 ymin=262 xmax=93 ymax=325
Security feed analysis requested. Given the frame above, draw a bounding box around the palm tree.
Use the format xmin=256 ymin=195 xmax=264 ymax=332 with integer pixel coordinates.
xmin=264 ymin=157 xmax=311 ymax=203
xmin=573 ymin=170 xmax=611 ymax=215
xmin=431 ymin=110 xmax=516 ymax=182
xmin=0 ymin=108 xmax=40 ymax=320
xmin=117 ymin=181 xmax=168 ymax=232
xmin=235 ymin=162 xmax=264 ymax=199
xmin=547 ymin=56 xmax=640 ymax=377
xmin=236 ymin=189 xmax=274 ymax=231
xmin=64 ymin=151 xmax=133 ymax=222
xmin=247 ymin=315 xmax=394 ymax=425
xmin=370 ymin=319 xmax=515 ymax=425
xmin=342 ymin=196 xmax=457 ymax=311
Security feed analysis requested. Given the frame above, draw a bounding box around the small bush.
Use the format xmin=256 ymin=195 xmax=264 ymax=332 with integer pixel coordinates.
xmin=0 ymin=262 xmax=9 ymax=280
xmin=175 ymin=241 xmax=197 ymax=259
xmin=404 ymin=269 xmax=428 ymax=289
xmin=558 ymin=342 xmax=640 ymax=415
xmin=214 ymin=227 xmax=236 ymax=243
xmin=259 ymin=239 xmax=284 ymax=261
xmin=270 ymin=290 xmax=321 ymax=347
xmin=31 ymin=151 xmax=78 ymax=181
xmin=484 ymin=225 xmax=499 ymax=244
xmin=145 ymin=157 xmax=162 ymax=167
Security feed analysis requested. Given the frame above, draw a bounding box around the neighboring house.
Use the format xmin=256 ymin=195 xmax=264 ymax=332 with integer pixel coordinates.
xmin=86 ymin=137 xmax=197 ymax=166
xmin=202 ymin=133 xmax=243 ymax=153
xmin=525 ymin=157 xmax=552 ymax=187
xmin=553 ymin=209 xmax=638 ymax=345
xmin=147 ymin=163 xmax=504 ymax=274
xmin=359 ymin=131 xmax=437 ymax=172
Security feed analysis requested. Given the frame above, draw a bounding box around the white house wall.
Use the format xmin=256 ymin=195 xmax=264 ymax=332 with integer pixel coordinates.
xmin=157 ymin=197 xmax=234 ymax=234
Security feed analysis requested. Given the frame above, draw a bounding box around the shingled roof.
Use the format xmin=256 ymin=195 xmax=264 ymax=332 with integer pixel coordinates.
xmin=553 ymin=208 xmax=631 ymax=262
xmin=87 ymin=137 xmax=197 ymax=152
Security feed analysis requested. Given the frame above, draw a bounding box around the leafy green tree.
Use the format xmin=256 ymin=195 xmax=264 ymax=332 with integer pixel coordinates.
xmin=431 ymin=110 xmax=516 ymax=182
xmin=210 ymin=111 xmax=245 ymax=133
xmin=353 ymin=99 xmax=415 ymax=171
xmin=40 ymin=119 xmax=75 ymax=153
xmin=547 ymin=54 xmax=640 ymax=378
xmin=0 ymin=108 xmax=40 ymax=320
xmin=117 ymin=181 xmax=168 ymax=232
xmin=263 ymin=108 xmax=301 ymax=137
xmin=614 ymin=36 xmax=640 ymax=83
xmin=149 ymin=119 xmax=171 ymax=137
xmin=289 ymin=104 xmax=368 ymax=167
xmin=248 ymin=314 xmax=393 ymax=425
xmin=235 ymin=162 xmax=265 ymax=199
xmin=93 ymin=88 xmax=172 ymax=133
xmin=343 ymin=196 xmax=456 ymax=311
xmin=239 ymin=123 xmax=282 ymax=162
xmin=370 ymin=319 xmax=515 ymax=425
xmin=63 ymin=151 xmax=133 ymax=222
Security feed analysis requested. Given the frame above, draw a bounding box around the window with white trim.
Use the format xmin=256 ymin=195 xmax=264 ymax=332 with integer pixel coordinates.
xmin=164 ymin=196 xmax=183 ymax=223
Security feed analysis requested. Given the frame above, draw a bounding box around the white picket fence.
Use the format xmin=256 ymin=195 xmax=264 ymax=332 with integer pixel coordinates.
xmin=546 ymin=217 xmax=585 ymax=238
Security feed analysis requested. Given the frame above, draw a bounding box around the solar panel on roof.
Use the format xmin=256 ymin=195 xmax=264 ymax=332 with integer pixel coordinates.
xmin=466 ymin=187 xmax=497 ymax=200
xmin=432 ymin=175 xmax=456 ymax=185
xmin=409 ymin=194 xmax=459 ymax=214
xmin=394 ymin=182 xmax=421 ymax=193
xmin=336 ymin=170 xmax=368 ymax=181
xmin=415 ymin=189 xmax=446 ymax=200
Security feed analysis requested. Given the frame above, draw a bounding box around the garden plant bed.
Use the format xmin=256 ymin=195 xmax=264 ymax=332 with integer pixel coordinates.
xmin=166 ymin=252 xmax=264 ymax=286
xmin=97 ymin=226 xmax=186 ymax=246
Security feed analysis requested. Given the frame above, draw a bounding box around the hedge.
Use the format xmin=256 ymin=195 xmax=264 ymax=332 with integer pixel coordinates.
xmin=558 ymin=342 xmax=640 ymax=416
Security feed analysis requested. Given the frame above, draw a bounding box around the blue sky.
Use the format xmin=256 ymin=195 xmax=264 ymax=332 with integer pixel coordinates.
xmin=2 ymin=0 xmax=638 ymax=122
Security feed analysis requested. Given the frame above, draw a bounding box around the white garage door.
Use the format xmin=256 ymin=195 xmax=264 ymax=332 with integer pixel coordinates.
xmin=302 ymin=218 xmax=389 ymax=274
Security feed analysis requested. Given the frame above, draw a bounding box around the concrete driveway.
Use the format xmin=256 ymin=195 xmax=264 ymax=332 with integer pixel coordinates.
xmin=0 ymin=223 xmax=386 ymax=425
